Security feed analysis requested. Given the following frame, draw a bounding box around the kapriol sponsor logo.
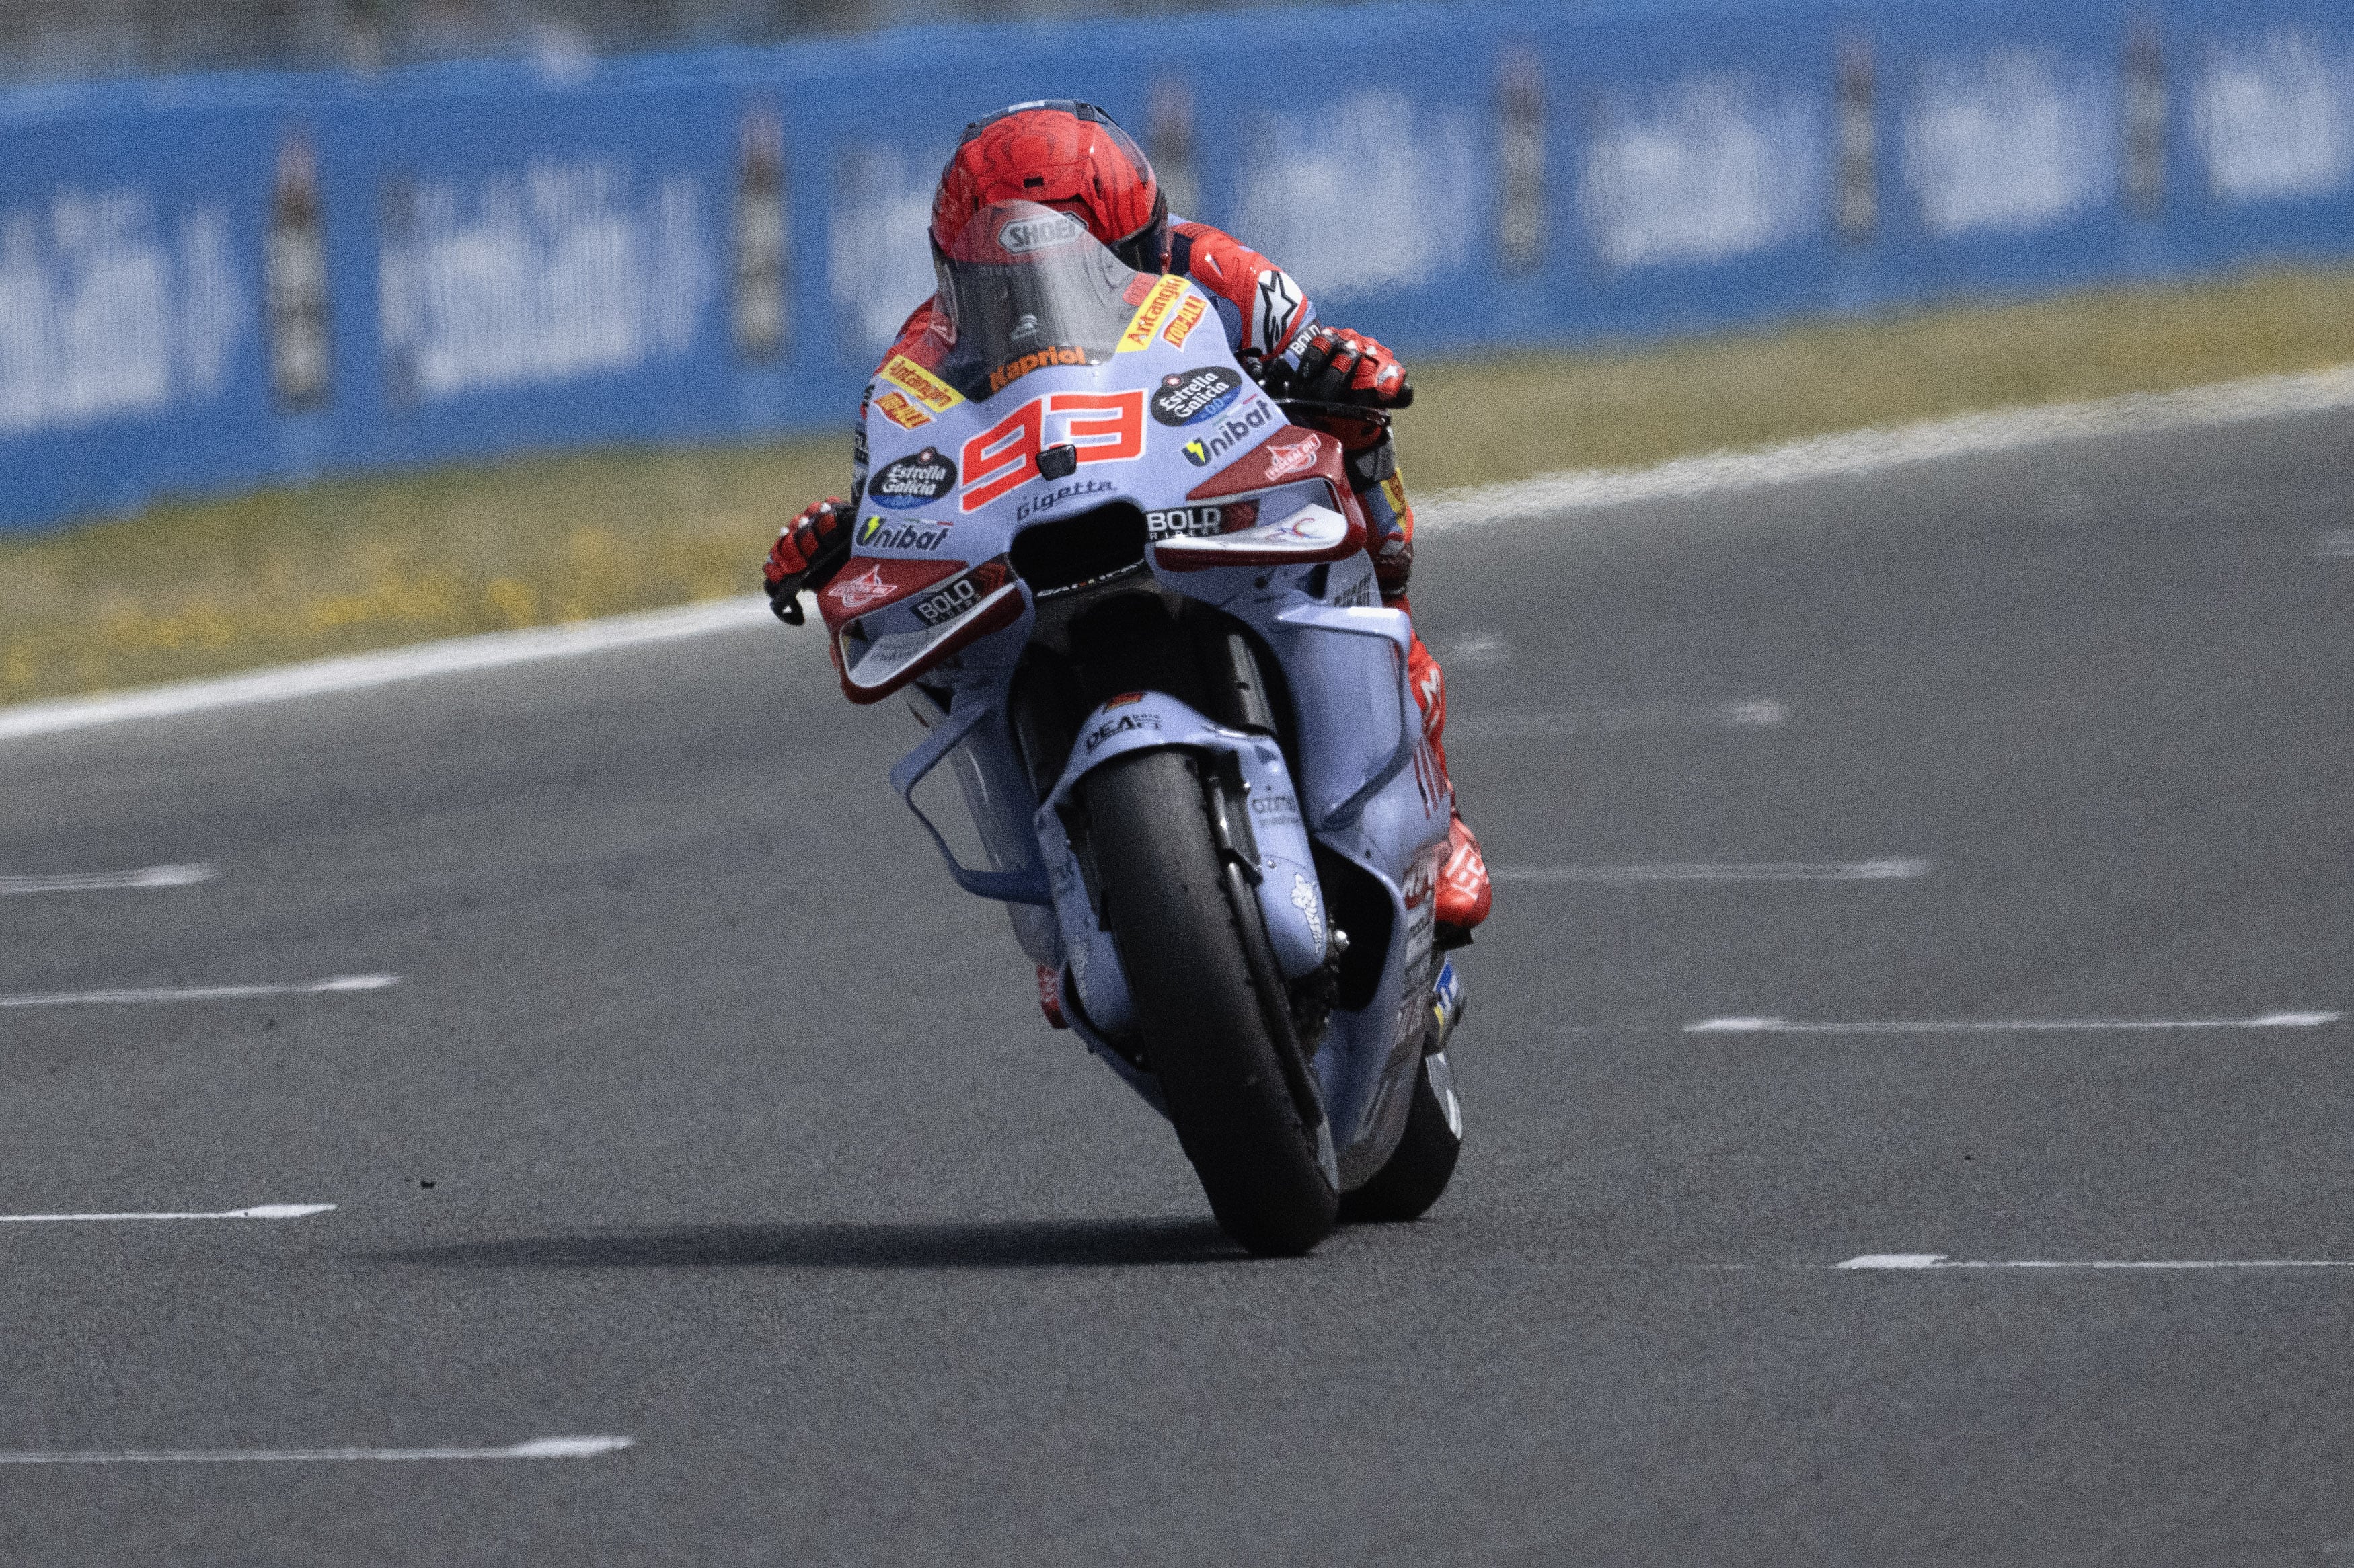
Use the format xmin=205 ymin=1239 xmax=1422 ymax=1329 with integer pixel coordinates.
xmin=989 ymin=344 xmax=1090 ymax=395
xmin=1151 ymin=366 xmax=1245 ymax=427
xmin=869 ymin=448 xmax=957 ymax=508
xmin=1180 ymin=398 xmax=1276 ymax=467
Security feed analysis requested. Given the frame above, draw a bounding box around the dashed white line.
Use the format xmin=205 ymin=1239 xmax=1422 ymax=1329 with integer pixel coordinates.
xmin=1840 ymin=1253 xmax=2354 ymax=1272
xmin=0 ymin=974 xmax=402 ymax=1008
xmin=1453 ymin=699 xmax=1786 ymax=740
xmin=2317 ymin=527 xmax=2354 ymax=559
xmin=1498 ymin=858 xmax=1929 ymax=885
xmin=0 ymin=864 xmax=220 ymax=896
xmin=0 ymin=1436 xmax=633 ymax=1465
xmin=1686 ymin=1012 xmax=2341 ymax=1035
xmin=1429 ymin=632 xmax=1510 ymax=667
xmin=0 ymin=1204 xmax=334 ymax=1224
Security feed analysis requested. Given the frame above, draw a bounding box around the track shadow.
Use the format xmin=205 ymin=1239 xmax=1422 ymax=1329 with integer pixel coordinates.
xmin=373 ymin=1217 xmax=1240 ymax=1271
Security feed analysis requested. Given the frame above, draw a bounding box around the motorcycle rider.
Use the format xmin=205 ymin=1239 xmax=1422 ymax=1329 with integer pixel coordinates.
xmin=764 ymin=100 xmax=1492 ymax=943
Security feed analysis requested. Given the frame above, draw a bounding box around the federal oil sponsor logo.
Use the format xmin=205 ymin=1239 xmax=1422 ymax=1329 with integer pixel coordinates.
xmin=1161 ymin=294 xmax=1207 ymax=349
xmin=1118 ymin=275 xmax=1190 ymax=352
xmin=856 ymin=516 xmax=954 ymax=553
xmin=1151 ymin=366 xmax=1244 ymax=427
xmin=1262 ymin=432 xmax=1320 ymax=479
xmin=998 ymin=211 xmax=1088 ymax=254
xmin=868 ymin=448 xmax=957 ymax=508
xmin=988 ymin=344 xmax=1090 ymax=394
xmin=1179 ymin=398 xmax=1275 ymax=467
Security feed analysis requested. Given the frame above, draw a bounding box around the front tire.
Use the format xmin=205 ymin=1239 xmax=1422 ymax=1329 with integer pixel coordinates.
xmin=1337 ymin=1051 xmax=1463 ymax=1224
xmin=1085 ymin=749 xmax=1338 ymax=1255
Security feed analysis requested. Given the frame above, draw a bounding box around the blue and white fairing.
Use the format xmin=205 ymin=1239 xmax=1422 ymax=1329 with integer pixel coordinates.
xmin=830 ymin=201 xmax=1450 ymax=1175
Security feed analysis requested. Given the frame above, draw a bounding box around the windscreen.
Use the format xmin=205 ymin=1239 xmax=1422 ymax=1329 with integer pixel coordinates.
xmin=934 ymin=200 xmax=1146 ymax=398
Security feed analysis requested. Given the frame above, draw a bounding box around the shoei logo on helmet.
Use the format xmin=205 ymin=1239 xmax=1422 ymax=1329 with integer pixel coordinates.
xmin=999 ymin=211 xmax=1088 ymax=254
xmin=868 ymin=448 xmax=958 ymax=508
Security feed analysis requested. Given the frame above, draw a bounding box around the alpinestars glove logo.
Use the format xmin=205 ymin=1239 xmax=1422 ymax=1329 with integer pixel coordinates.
xmin=1254 ymin=269 xmax=1303 ymax=356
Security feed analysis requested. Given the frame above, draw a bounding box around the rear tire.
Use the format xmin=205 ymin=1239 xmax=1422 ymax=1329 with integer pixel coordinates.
xmin=1337 ymin=1052 xmax=1463 ymax=1224
xmin=1085 ymin=750 xmax=1338 ymax=1256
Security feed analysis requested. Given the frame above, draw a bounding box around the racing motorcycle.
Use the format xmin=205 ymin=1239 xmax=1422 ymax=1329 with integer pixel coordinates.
xmin=808 ymin=200 xmax=1468 ymax=1255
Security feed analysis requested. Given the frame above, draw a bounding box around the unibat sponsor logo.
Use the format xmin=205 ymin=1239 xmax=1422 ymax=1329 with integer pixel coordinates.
xmin=1178 ymin=399 xmax=1275 ymax=467
xmin=856 ymin=516 xmax=953 ymax=552
xmin=1144 ymin=505 xmax=1225 ymax=540
xmin=989 ymin=344 xmax=1090 ymax=393
xmin=999 ymin=211 xmax=1088 ymax=253
xmin=1162 ymin=295 xmax=1207 ymax=348
xmin=1150 ymin=366 xmax=1244 ymax=427
xmin=868 ymin=448 xmax=957 ymax=508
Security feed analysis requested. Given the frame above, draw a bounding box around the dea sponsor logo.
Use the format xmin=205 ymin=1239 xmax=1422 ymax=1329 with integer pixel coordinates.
xmin=1180 ymin=399 xmax=1276 ymax=467
xmin=999 ymin=211 xmax=1088 ymax=254
xmin=1151 ymin=366 xmax=1244 ymax=427
xmin=869 ymin=448 xmax=957 ymax=509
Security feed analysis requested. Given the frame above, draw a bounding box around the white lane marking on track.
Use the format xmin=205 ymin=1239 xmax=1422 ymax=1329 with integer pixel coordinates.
xmin=2317 ymin=527 xmax=2354 ymax=559
xmin=1415 ymin=363 xmax=2354 ymax=528
xmin=1498 ymin=858 xmax=1929 ymax=885
xmin=1687 ymin=1011 xmax=2343 ymax=1034
xmin=0 ymin=974 xmax=401 ymax=1008
xmin=0 ymin=864 xmax=220 ymax=895
xmin=0 ymin=1204 xmax=334 ymax=1224
xmin=0 ymin=596 xmax=772 ymax=742
xmin=1839 ymin=1253 xmax=2354 ymax=1271
xmin=1453 ymin=699 xmax=1786 ymax=740
xmin=1429 ymin=632 xmax=1510 ymax=667
xmin=0 ymin=1436 xmax=633 ymax=1465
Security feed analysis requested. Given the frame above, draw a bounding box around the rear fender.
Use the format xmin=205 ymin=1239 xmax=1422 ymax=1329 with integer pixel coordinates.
xmin=1038 ymin=693 xmax=1331 ymax=998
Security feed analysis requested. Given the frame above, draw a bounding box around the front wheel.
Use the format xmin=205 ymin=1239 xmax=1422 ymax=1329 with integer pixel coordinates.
xmin=1084 ymin=749 xmax=1338 ymax=1255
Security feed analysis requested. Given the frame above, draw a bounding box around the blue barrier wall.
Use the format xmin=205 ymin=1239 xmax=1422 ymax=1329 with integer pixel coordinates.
xmin=3 ymin=0 xmax=2351 ymax=531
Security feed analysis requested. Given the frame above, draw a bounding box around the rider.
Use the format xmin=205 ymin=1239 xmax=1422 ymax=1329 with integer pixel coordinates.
xmin=764 ymin=100 xmax=1492 ymax=942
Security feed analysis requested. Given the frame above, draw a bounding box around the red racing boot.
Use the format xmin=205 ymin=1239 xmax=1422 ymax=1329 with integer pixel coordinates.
xmin=1402 ymin=610 xmax=1492 ymax=943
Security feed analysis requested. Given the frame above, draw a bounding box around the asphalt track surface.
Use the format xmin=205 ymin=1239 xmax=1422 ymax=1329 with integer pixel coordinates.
xmin=3 ymin=403 xmax=2349 ymax=1565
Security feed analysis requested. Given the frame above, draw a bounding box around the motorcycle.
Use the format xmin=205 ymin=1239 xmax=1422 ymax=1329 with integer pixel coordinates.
xmin=808 ymin=200 xmax=1468 ymax=1255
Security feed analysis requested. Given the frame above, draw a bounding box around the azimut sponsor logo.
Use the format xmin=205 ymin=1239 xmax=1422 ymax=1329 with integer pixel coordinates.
xmin=1151 ymin=367 xmax=1244 ymax=427
xmin=999 ymin=211 xmax=1088 ymax=253
xmin=868 ymin=448 xmax=956 ymax=508
xmin=989 ymin=344 xmax=1089 ymax=393
xmin=1180 ymin=399 xmax=1275 ymax=467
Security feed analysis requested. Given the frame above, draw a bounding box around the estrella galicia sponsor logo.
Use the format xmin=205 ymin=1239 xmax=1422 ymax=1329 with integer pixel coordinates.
xmin=1145 ymin=506 xmax=1225 ymax=541
xmin=870 ymin=448 xmax=956 ymax=509
xmin=1084 ymin=711 xmax=1162 ymax=752
xmin=856 ymin=516 xmax=954 ymax=553
xmin=1151 ymin=367 xmax=1244 ymax=427
xmin=1014 ymin=477 xmax=1115 ymax=522
xmin=999 ymin=211 xmax=1088 ymax=254
xmin=1179 ymin=399 xmax=1275 ymax=467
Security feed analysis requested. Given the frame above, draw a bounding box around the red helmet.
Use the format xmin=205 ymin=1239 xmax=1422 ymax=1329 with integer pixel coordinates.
xmin=932 ymin=101 xmax=1168 ymax=275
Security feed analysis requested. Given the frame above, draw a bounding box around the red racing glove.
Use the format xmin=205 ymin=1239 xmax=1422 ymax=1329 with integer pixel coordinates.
xmin=1295 ymin=326 xmax=1413 ymax=411
xmin=763 ymin=498 xmax=855 ymax=625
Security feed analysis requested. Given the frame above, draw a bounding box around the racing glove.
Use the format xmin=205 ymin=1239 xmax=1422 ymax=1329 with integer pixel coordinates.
xmin=1295 ymin=326 xmax=1414 ymax=410
xmin=763 ymin=498 xmax=855 ymax=625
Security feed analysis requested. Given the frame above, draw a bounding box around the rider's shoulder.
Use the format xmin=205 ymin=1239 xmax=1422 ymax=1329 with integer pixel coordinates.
xmin=873 ymin=298 xmax=952 ymax=376
xmin=1168 ymin=219 xmax=1282 ymax=290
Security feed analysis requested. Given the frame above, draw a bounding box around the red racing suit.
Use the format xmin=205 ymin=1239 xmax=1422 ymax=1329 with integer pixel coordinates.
xmin=855 ymin=219 xmax=1453 ymax=782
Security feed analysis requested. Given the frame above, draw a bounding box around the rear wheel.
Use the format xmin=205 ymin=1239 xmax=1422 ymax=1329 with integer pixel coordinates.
xmin=1084 ymin=750 xmax=1338 ymax=1255
xmin=1337 ymin=1051 xmax=1463 ymax=1224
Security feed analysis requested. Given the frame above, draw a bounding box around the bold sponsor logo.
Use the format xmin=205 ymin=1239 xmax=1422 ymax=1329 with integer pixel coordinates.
xmin=1084 ymin=711 xmax=1162 ymax=752
xmin=1254 ymin=268 xmax=1304 ymax=354
xmin=880 ymin=354 xmax=962 ymax=414
xmin=988 ymin=344 xmax=1090 ymax=394
xmin=1150 ymin=367 xmax=1244 ymax=427
xmin=1015 ymin=477 xmax=1116 ymax=522
xmin=1118 ymin=275 xmax=1190 ymax=352
xmin=961 ymin=389 xmax=1146 ymax=512
xmin=1162 ymin=294 xmax=1207 ymax=348
xmin=1178 ymin=398 xmax=1275 ymax=467
xmin=1145 ymin=505 xmax=1226 ymax=541
xmin=876 ymin=389 xmax=929 ymax=430
xmin=909 ymin=559 xmax=1014 ymax=629
xmin=868 ymin=448 xmax=957 ymax=508
xmin=856 ymin=516 xmax=954 ymax=552
xmin=999 ymin=210 xmax=1088 ymax=254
